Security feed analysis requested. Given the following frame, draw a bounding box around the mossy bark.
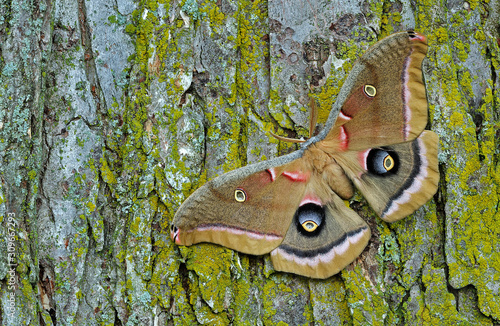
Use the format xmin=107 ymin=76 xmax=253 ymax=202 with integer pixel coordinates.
xmin=0 ymin=0 xmax=499 ymax=325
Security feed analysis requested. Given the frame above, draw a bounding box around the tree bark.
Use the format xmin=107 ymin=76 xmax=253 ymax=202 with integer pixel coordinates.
xmin=1 ymin=0 xmax=499 ymax=325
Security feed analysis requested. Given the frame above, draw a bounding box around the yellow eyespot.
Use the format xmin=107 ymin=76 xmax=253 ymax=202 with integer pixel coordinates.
xmin=383 ymin=155 xmax=394 ymax=171
xmin=234 ymin=189 xmax=246 ymax=202
xmin=364 ymin=85 xmax=377 ymax=97
xmin=302 ymin=220 xmax=318 ymax=232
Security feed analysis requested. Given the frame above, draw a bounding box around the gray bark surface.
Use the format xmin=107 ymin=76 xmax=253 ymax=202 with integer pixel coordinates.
xmin=0 ymin=0 xmax=499 ymax=325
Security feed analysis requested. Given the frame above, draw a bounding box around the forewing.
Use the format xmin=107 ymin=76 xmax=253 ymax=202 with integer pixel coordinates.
xmin=171 ymin=151 xmax=312 ymax=255
xmin=320 ymin=31 xmax=428 ymax=152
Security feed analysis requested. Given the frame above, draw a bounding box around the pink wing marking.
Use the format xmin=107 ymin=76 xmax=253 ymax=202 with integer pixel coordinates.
xmin=338 ymin=110 xmax=352 ymax=122
xmin=270 ymin=227 xmax=369 ymax=267
xmin=401 ymin=52 xmax=413 ymax=139
xmin=339 ymin=126 xmax=349 ymax=151
xmin=267 ymin=168 xmax=277 ymax=182
xmin=410 ymin=32 xmax=426 ymax=42
xmin=402 ymin=32 xmax=427 ymax=139
xmin=382 ymin=136 xmax=430 ymax=218
xmin=299 ymin=194 xmax=323 ymax=207
xmin=187 ymin=225 xmax=282 ymax=241
xmin=357 ymin=149 xmax=370 ymax=172
xmin=171 ymin=228 xmax=181 ymax=244
xmin=282 ymin=170 xmax=310 ymax=182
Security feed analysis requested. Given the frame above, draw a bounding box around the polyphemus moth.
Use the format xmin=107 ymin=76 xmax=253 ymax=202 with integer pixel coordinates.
xmin=170 ymin=31 xmax=439 ymax=279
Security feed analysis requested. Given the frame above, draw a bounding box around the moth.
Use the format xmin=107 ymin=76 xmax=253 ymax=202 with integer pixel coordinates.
xmin=170 ymin=31 xmax=439 ymax=279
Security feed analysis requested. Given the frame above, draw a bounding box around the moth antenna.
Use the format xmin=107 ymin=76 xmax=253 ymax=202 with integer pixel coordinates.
xmin=269 ymin=98 xmax=318 ymax=143
xmin=269 ymin=131 xmax=306 ymax=143
xmin=308 ymin=99 xmax=318 ymax=138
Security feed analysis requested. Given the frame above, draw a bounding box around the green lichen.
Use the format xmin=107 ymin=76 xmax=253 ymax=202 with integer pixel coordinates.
xmin=377 ymin=222 xmax=401 ymax=265
xmin=421 ymin=3 xmax=500 ymax=319
xmin=85 ymin=0 xmax=500 ymax=324
xmin=453 ymin=39 xmax=470 ymax=62
xmin=181 ymin=0 xmax=202 ymax=22
xmin=474 ymin=29 xmax=486 ymax=42
xmin=182 ymin=244 xmax=233 ymax=313
xmin=343 ymin=265 xmax=388 ymax=325
xmin=379 ymin=1 xmax=404 ymax=35
xmin=199 ymin=0 xmax=226 ymax=35
xmin=308 ymin=277 xmax=351 ymax=324
xmin=99 ymin=156 xmax=117 ymax=184
xmin=421 ymin=266 xmax=468 ymax=324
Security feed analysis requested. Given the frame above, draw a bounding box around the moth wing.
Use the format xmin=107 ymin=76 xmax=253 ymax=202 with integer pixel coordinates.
xmin=171 ymin=151 xmax=312 ymax=255
xmin=270 ymin=174 xmax=370 ymax=279
xmin=322 ymin=31 xmax=429 ymax=152
xmin=334 ymin=130 xmax=439 ymax=222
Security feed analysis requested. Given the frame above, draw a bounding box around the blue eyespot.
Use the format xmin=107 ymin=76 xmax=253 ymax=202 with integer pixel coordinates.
xmin=367 ymin=148 xmax=399 ymax=175
xmin=295 ymin=203 xmax=325 ymax=236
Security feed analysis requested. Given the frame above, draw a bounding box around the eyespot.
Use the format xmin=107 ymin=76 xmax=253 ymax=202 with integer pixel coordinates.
xmin=364 ymin=85 xmax=377 ymax=98
xmin=383 ymin=155 xmax=394 ymax=171
xmin=234 ymin=189 xmax=247 ymax=202
xmin=301 ymin=220 xmax=319 ymax=232
xmin=367 ymin=148 xmax=399 ymax=175
xmin=295 ymin=203 xmax=324 ymax=236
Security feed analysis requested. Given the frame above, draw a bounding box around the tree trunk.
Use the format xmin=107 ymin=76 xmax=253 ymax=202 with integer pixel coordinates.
xmin=1 ymin=0 xmax=499 ymax=325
